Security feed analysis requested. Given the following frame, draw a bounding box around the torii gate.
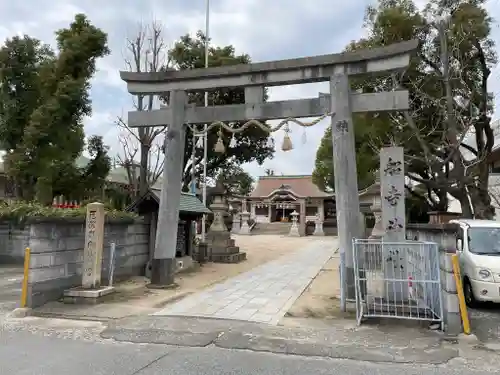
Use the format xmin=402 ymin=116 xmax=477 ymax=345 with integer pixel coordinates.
xmin=120 ymin=39 xmax=418 ymax=298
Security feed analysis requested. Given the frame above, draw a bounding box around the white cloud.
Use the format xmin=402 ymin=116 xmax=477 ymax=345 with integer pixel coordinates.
xmin=0 ymin=0 xmax=498 ymax=179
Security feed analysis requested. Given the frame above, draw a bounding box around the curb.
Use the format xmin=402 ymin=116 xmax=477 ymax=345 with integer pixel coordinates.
xmin=8 ymin=308 xmax=32 ymax=318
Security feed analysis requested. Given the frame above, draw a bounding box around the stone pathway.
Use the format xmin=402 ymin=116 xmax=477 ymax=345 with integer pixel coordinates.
xmin=154 ymin=238 xmax=337 ymax=325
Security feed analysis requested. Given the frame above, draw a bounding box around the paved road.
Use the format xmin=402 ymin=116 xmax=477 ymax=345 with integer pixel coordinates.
xmin=470 ymin=303 xmax=500 ymax=344
xmin=0 ymin=329 xmax=494 ymax=375
xmin=0 ymin=266 xmax=22 ymax=315
xmin=155 ymin=239 xmax=336 ymax=324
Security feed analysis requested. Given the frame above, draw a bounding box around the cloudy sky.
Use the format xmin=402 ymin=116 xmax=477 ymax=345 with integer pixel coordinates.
xmin=0 ymin=0 xmax=499 ymax=178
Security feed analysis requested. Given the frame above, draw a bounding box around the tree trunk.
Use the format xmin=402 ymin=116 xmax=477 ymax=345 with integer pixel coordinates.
xmin=139 ymin=141 xmax=150 ymax=196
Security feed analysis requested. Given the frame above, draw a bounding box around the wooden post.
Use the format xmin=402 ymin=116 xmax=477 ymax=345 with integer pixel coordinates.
xmin=330 ymin=73 xmax=362 ymax=300
xmin=151 ymin=90 xmax=186 ymax=287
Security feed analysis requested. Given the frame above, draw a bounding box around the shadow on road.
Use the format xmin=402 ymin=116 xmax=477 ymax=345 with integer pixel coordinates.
xmin=470 ymin=302 xmax=500 ymax=343
xmin=0 ymin=265 xmax=23 ymax=315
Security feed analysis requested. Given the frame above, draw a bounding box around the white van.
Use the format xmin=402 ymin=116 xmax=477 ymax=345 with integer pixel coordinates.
xmin=450 ymin=219 xmax=500 ymax=307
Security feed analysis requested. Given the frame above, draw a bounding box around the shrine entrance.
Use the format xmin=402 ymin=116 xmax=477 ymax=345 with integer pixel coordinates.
xmin=120 ymin=39 xmax=418 ymax=297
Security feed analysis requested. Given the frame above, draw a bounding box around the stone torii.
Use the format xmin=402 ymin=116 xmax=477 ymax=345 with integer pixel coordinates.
xmin=119 ymin=39 xmax=418 ymax=297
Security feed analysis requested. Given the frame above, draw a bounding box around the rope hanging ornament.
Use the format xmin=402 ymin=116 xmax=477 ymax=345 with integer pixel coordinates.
xmin=214 ymin=127 xmax=226 ymax=154
xmin=186 ymin=112 xmax=333 ymax=155
xmin=281 ymin=122 xmax=293 ymax=152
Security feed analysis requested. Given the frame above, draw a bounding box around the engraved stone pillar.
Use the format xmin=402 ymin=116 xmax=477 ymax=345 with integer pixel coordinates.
xmin=82 ymin=202 xmax=105 ymax=289
xmin=380 ymin=147 xmax=407 ymax=300
xmin=299 ymin=200 xmax=306 ymax=236
xmin=313 ymin=212 xmax=325 ymax=236
xmin=231 ymin=213 xmax=241 ymax=234
xmin=288 ymin=211 xmax=300 ymax=237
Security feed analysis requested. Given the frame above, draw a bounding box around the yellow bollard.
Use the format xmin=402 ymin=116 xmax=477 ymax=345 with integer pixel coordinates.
xmin=20 ymin=247 xmax=31 ymax=308
xmin=451 ymin=254 xmax=471 ymax=335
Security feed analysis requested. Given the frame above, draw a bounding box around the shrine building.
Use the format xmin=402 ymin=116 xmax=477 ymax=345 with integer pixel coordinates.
xmin=246 ymin=175 xmax=334 ymax=224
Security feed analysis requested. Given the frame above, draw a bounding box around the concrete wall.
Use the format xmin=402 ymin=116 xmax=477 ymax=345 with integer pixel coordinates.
xmin=21 ymin=218 xmax=149 ymax=307
xmin=406 ymin=223 xmax=459 ymax=250
xmin=0 ymin=223 xmax=30 ymax=264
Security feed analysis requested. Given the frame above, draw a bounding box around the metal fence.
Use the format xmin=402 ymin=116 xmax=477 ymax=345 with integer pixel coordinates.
xmin=352 ymin=239 xmax=443 ymax=327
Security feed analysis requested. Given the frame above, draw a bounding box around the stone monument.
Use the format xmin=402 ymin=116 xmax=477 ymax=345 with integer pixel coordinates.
xmin=288 ymin=211 xmax=300 ymax=237
xmin=206 ymin=182 xmax=246 ymax=263
xmin=64 ymin=202 xmax=115 ymax=304
xmin=313 ymin=212 xmax=325 ymax=236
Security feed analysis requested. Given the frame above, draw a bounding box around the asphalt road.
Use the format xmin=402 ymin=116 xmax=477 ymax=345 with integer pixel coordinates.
xmin=0 ymin=329 xmax=494 ymax=375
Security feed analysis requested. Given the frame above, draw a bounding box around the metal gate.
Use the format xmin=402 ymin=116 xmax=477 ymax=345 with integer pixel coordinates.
xmin=352 ymin=239 xmax=443 ymax=327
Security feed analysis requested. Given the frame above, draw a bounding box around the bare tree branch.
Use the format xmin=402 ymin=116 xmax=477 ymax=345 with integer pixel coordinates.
xmin=116 ymin=21 xmax=171 ymax=196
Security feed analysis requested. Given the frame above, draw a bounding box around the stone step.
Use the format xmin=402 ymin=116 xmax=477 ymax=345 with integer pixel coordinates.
xmin=252 ymin=222 xmax=291 ymax=235
xmin=227 ymin=239 xmax=235 ymax=247
xmin=211 ymin=246 xmax=240 ymax=255
xmin=211 ymin=252 xmax=247 ymax=264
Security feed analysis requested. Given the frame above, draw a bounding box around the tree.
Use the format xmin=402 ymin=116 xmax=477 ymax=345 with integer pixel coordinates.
xmin=52 ymin=135 xmax=112 ymax=200
xmin=116 ymin=22 xmax=168 ymax=197
xmin=166 ymin=32 xmax=274 ymax=190
xmin=313 ymin=0 xmax=497 ymax=218
xmin=264 ymin=168 xmax=275 ymax=176
xmin=312 ymin=116 xmax=378 ymax=192
xmin=0 ymin=14 xmax=110 ymax=203
xmin=215 ymin=165 xmax=254 ymax=196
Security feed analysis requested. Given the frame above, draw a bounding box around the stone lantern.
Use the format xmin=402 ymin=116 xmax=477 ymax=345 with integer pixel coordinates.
xmin=288 ymin=211 xmax=300 ymax=237
xmin=206 ymin=182 xmax=246 ymax=263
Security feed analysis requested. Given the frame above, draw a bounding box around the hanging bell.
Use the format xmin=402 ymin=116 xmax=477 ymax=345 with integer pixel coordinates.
xmin=214 ymin=135 xmax=226 ymax=154
xmin=281 ymin=133 xmax=293 ymax=152
xmin=229 ymin=135 xmax=237 ymax=148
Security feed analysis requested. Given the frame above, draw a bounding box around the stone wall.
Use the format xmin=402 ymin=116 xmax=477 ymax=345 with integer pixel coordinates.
xmin=406 ymin=223 xmax=459 ymax=250
xmin=20 ymin=217 xmax=149 ymax=307
xmin=0 ymin=223 xmax=30 ymax=264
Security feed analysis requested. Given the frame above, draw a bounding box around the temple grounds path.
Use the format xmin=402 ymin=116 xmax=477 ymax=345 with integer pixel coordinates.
xmin=32 ymin=235 xmax=335 ymax=321
xmin=154 ymin=237 xmax=337 ymax=324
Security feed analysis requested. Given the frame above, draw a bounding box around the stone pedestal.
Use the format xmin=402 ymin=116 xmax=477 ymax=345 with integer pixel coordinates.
xmin=64 ymin=202 xmax=115 ymax=304
xmin=288 ymin=211 xmax=300 ymax=237
xmin=207 ymin=183 xmax=246 ymax=263
xmin=231 ymin=213 xmax=241 ymax=234
xmin=313 ymin=213 xmax=325 ymax=236
xmin=239 ymin=211 xmax=251 ymax=235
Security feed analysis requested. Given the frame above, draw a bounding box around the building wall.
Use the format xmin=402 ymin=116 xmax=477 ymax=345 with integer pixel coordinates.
xmin=0 ymin=218 xmax=150 ymax=307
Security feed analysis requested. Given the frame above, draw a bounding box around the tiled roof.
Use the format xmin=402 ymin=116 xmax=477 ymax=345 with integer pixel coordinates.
xmin=150 ymin=188 xmax=211 ymax=214
xmin=250 ymin=175 xmax=331 ymax=198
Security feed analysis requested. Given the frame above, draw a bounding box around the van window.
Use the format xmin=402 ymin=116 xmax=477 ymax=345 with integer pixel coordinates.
xmin=468 ymin=227 xmax=500 ymax=255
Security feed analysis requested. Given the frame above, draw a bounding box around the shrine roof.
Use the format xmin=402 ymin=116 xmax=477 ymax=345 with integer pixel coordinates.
xmin=250 ymin=175 xmax=332 ymax=198
xmin=127 ymin=188 xmax=211 ymax=215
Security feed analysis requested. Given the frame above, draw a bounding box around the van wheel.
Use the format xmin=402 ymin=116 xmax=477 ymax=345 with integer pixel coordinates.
xmin=464 ymin=279 xmax=478 ymax=308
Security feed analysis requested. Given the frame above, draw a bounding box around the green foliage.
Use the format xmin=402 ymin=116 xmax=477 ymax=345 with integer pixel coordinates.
xmin=0 ymin=14 xmax=110 ymax=203
xmin=312 ymin=118 xmax=378 ymax=192
xmin=167 ymin=31 xmax=274 ymax=187
xmin=52 ymin=135 xmax=112 ymax=200
xmin=215 ymin=165 xmax=255 ymax=196
xmin=312 ymin=0 xmax=497 ymax=217
xmin=0 ymin=200 xmax=136 ymax=226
